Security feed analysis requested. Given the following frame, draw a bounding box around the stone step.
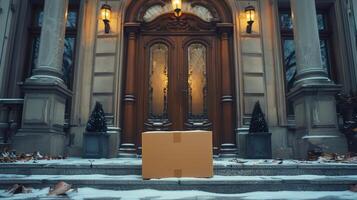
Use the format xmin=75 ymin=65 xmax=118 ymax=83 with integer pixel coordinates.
xmin=1 ymin=163 xmax=357 ymax=176
xmin=0 ymin=174 xmax=356 ymax=193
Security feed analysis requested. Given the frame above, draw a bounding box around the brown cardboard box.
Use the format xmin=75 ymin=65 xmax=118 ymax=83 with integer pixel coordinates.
xmin=142 ymin=131 xmax=213 ymax=179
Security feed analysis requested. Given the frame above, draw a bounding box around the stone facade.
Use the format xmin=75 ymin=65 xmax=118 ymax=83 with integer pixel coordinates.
xmin=1 ymin=0 xmax=357 ymax=158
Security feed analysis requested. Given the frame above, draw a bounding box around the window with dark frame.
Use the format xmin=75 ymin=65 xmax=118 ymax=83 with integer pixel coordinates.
xmin=278 ymin=7 xmax=335 ymax=116
xmin=27 ymin=0 xmax=80 ymax=125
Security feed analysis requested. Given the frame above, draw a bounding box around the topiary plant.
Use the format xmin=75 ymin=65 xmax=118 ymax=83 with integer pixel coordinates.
xmin=249 ymin=101 xmax=269 ymax=133
xmin=86 ymin=102 xmax=107 ymax=133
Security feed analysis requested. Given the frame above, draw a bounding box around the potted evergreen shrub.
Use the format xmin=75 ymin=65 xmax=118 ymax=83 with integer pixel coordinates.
xmin=82 ymin=102 xmax=109 ymax=158
xmin=246 ymin=101 xmax=272 ymax=159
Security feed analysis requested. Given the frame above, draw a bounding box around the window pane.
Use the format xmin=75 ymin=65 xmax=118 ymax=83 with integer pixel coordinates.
xmin=188 ymin=43 xmax=208 ymax=119
xmin=279 ymin=13 xmax=293 ymax=30
xmin=66 ymin=11 xmax=78 ymax=28
xmin=282 ymin=39 xmax=296 ymax=116
xmin=30 ymin=36 xmax=41 ymax=72
xmin=320 ymin=39 xmax=330 ymax=73
xmin=317 ymin=13 xmax=326 ymax=31
xmin=36 ymin=11 xmax=44 ymax=27
xmin=283 ymin=39 xmax=296 ymax=92
xmin=148 ymin=43 xmax=169 ymax=119
xmin=62 ymin=37 xmax=76 ymax=88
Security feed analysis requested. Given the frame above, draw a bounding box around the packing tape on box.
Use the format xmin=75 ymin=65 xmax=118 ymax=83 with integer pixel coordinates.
xmin=173 ymin=132 xmax=181 ymax=143
xmin=174 ymin=169 xmax=182 ymax=177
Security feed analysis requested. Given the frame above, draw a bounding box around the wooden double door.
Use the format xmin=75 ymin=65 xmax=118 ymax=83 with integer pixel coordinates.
xmin=136 ymin=34 xmax=221 ymax=148
xmin=122 ymin=14 xmax=236 ymax=155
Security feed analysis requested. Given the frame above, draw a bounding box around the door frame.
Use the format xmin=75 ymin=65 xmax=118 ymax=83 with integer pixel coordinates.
xmin=121 ymin=0 xmax=236 ymax=156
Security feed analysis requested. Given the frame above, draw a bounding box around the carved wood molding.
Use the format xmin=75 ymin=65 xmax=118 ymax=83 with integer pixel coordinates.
xmin=124 ymin=22 xmax=141 ymax=33
xmin=144 ymin=119 xmax=172 ymax=131
xmin=142 ymin=14 xmax=216 ymax=32
xmin=185 ymin=119 xmax=212 ymax=130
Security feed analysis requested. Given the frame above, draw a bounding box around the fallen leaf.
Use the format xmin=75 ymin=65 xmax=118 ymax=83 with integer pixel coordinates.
xmin=350 ymin=184 xmax=357 ymax=192
xmin=6 ymin=184 xmax=32 ymax=194
xmin=48 ymin=181 xmax=72 ymax=196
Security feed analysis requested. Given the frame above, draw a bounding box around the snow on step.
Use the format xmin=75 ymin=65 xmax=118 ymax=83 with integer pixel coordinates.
xmin=1 ymin=174 xmax=357 ymax=182
xmin=2 ymin=157 xmax=356 ymax=166
xmin=1 ymin=188 xmax=357 ymax=200
xmin=1 ymin=174 xmax=356 ymax=194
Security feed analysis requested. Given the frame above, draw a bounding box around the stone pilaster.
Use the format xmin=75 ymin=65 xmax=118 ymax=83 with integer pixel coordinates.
xmin=13 ymin=0 xmax=71 ymax=156
xmin=288 ymin=0 xmax=347 ymax=159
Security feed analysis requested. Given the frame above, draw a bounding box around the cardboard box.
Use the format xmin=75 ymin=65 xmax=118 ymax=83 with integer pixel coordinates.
xmin=142 ymin=131 xmax=213 ymax=179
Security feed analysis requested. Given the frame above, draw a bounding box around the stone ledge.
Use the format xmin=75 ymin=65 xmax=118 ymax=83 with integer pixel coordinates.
xmin=1 ymin=162 xmax=356 ymax=176
xmin=0 ymin=175 xmax=356 ymax=193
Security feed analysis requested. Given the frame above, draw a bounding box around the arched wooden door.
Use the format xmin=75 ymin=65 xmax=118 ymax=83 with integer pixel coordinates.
xmin=122 ymin=0 xmax=235 ymax=156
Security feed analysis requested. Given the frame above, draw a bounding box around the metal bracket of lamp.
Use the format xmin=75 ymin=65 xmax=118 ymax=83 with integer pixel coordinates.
xmin=245 ymin=5 xmax=255 ymax=34
xmin=172 ymin=0 xmax=182 ymax=17
xmin=101 ymin=2 xmax=112 ymax=33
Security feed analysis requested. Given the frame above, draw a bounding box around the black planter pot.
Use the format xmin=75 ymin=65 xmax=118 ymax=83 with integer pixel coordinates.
xmin=82 ymin=132 xmax=109 ymax=158
xmin=246 ymin=132 xmax=272 ymax=159
xmin=345 ymin=131 xmax=357 ymax=153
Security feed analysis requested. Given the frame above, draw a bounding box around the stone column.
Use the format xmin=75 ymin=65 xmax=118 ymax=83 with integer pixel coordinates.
xmin=344 ymin=0 xmax=357 ymax=93
xmin=353 ymin=0 xmax=357 ymax=32
xmin=0 ymin=0 xmax=15 ymax=97
xmin=287 ymin=0 xmax=347 ymax=159
xmin=120 ymin=23 xmax=140 ymax=157
xmin=13 ymin=0 xmax=71 ymax=156
xmin=218 ymin=23 xmax=237 ymax=157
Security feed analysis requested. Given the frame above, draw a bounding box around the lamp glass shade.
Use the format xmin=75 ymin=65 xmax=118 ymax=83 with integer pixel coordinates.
xmin=101 ymin=4 xmax=111 ymax=21
xmin=172 ymin=0 xmax=182 ymax=17
xmin=245 ymin=5 xmax=255 ymax=22
xmin=172 ymin=0 xmax=182 ymax=10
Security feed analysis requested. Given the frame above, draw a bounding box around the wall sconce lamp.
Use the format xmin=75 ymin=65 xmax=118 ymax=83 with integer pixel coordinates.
xmin=101 ymin=3 xmax=112 ymax=33
xmin=245 ymin=5 xmax=255 ymax=34
xmin=172 ymin=0 xmax=182 ymax=17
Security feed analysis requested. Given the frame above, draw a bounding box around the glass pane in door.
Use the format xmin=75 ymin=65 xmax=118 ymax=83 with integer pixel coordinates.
xmin=187 ymin=43 xmax=208 ymax=119
xmin=149 ymin=43 xmax=169 ymax=119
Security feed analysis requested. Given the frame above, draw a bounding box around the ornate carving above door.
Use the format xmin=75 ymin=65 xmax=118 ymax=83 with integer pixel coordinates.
xmin=142 ymin=14 xmax=216 ymax=32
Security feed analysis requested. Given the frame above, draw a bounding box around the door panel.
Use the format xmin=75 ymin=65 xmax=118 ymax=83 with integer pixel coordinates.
xmin=148 ymin=43 xmax=169 ymax=119
xmin=184 ymin=41 xmax=213 ymax=130
xmin=187 ymin=43 xmax=207 ymax=117
xmin=141 ymin=37 xmax=176 ymax=132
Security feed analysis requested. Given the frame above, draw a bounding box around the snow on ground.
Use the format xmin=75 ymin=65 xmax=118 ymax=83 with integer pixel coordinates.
xmin=1 ymin=174 xmax=357 ymax=181
xmin=3 ymin=157 xmax=143 ymax=166
xmin=1 ymin=188 xmax=357 ymax=200
xmin=2 ymin=157 xmax=357 ymax=166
